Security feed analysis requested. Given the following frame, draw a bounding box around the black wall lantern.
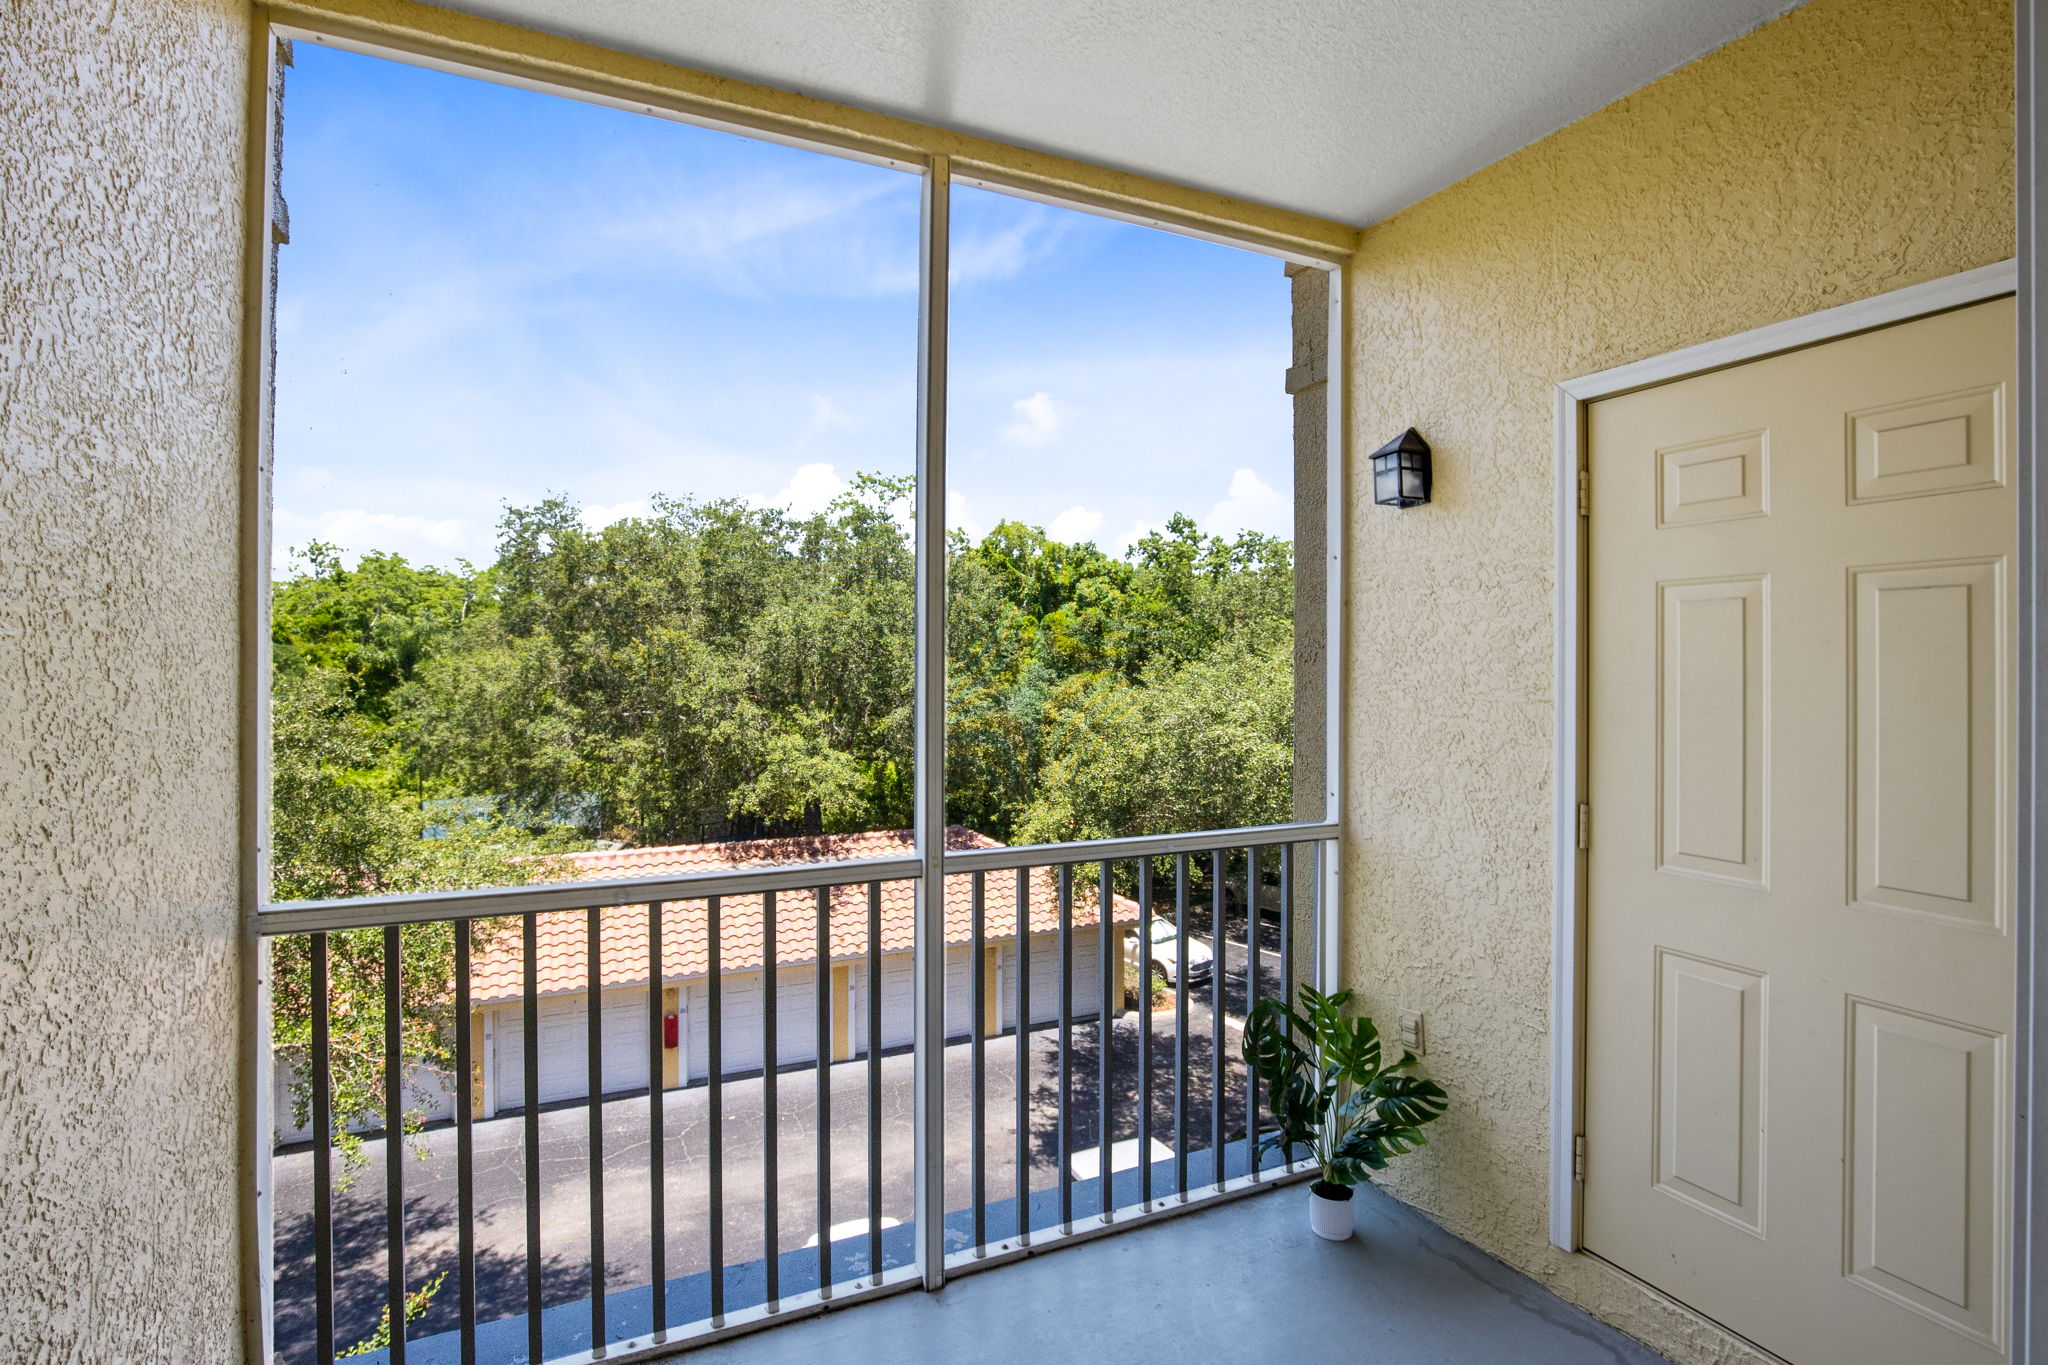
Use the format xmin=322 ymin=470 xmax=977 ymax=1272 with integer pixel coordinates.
xmin=1370 ymin=428 xmax=1432 ymax=508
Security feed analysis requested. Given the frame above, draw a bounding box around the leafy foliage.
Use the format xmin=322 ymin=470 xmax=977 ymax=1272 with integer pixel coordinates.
xmin=1241 ymin=986 xmax=1449 ymax=1187
xmin=338 ymin=1272 xmax=446 ymax=1358
xmin=274 ymin=481 xmax=1297 ymax=858
xmin=269 ymin=669 xmax=579 ymax=1173
xmin=269 ymin=477 xmax=1298 ymax=1155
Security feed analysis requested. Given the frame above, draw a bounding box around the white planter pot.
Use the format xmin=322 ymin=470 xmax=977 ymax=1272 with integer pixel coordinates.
xmin=1308 ymin=1183 xmax=1355 ymax=1241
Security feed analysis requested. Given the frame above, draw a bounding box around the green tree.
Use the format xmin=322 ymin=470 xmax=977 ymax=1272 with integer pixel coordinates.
xmin=267 ymin=480 xmax=1298 ymax=1163
xmin=409 ymin=479 xmax=915 ymax=844
xmin=1014 ymin=640 xmax=1294 ymax=844
xmin=272 ymin=541 xmax=485 ymax=722
xmin=268 ymin=667 xmax=581 ymax=1171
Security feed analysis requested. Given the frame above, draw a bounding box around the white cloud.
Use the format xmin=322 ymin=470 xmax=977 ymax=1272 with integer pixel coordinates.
xmin=802 ymin=393 xmax=858 ymax=443
xmin=581 ymin=498 xmax=650 ymax=530
xmin=950 ymin=207 xmax=1076 ymax=287
xmin=600 ymin=172 xmax=922 ymax=300
xmin=1002 ymin=392 xmax=1072 ymax=448
xmin=947 ymin=489 xmax=984 ymax=541
xmin=1113 ymin=520 xmax=1164 ymax=555
xmin=1207 ymin=468 xmax=1290 ymax=539
xmin=1046 ymin=505 xmax=1105 ymax=544
xmin=273 ymin=507 xmax=484 ymax=572
xmin=763 ymin=462 xmax=846 ymax=518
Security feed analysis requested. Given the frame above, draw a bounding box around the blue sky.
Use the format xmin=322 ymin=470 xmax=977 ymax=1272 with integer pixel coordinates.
xmin=273 ymin=43 xmax=1293 ymax=573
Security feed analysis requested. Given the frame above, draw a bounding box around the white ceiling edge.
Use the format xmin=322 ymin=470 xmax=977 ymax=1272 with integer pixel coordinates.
xmin=418 ymin=0 xmax=1813 ymax=226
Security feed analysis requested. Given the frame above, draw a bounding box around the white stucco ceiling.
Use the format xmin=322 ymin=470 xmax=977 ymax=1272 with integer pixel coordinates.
xmin=429 ymin=0 xmax=1808 ymax=225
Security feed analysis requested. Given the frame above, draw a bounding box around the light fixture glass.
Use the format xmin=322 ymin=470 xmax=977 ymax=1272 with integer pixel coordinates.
xmin=1369 ymin=428 xmax=1431 ymax=508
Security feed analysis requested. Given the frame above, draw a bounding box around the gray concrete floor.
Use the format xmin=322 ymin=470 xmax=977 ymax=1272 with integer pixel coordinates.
xmin=696 ymin=1182 xmax=1669 ymax=1365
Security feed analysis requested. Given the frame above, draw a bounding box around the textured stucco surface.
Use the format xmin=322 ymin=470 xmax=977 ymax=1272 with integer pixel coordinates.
xmin=0 ymin=1 xmax=249 ymax=1360
xmin=1338 ymin=0 xmax=2015 ymax=1360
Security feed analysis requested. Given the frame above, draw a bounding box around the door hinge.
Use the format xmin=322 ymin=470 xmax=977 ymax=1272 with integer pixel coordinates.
xmin=1577 ymin=467 xmax=1590 ymax=517
xmin=1577 ymin=803 xmax=1591 ymax=851
xmin=1573 ymin=1133 xmax=1587 ymax=1183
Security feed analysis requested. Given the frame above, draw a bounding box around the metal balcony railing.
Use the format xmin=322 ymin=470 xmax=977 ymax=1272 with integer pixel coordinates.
xmin=259 ymin=822 xmax=1335 ymax=1365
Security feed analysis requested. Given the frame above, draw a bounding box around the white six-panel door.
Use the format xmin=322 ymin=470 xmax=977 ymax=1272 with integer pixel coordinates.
xmin=1583 ymin=297 xmax=2017 ymax=1364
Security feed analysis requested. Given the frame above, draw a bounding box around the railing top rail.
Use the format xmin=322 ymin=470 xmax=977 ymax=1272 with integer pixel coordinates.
xmin=939 ymin=820 xmax=1339 ymax=873
xmin=253 ymin=854 xmax=926 ymax=937
xmin=252 ymin=820 xmax=1341 ymax=936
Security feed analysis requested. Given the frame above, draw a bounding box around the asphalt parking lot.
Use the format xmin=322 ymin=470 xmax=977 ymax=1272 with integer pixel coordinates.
xmin=272 ymin=1000 xmax=1258 ymax=1360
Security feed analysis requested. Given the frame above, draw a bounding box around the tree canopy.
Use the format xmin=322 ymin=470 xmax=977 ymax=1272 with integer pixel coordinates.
xmin=269 ymin=476 xmax=1296 ymax=1152
xmin=273 ymin=481 xmax=1296 ymax=876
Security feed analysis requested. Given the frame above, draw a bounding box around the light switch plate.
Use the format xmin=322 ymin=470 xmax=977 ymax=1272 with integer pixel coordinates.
xmin=1398 ymin=1010 xmax=1424 ymax=1055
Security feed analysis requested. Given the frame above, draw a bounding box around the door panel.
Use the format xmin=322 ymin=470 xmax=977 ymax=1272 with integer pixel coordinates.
xmin=1582 ymin=296 xmax=2014 ymax=1365
xmin=1851 ymin=559 xmax=2003 ymax=925
xmin=1846 ymin=999 xmax=2002 ymax=1345
xmin=1659 ymin=577 xmax=1766 ymax=885
xmin=1652 ymin=948 xmax=1765 ymax=1235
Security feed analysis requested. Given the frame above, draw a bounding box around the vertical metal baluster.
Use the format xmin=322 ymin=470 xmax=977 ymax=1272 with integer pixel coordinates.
xmin=1174 ymin=855 xmax=1190 ymax=1202
xmin=1136 ymin=861 xmax=1153 ymax=1210
xmin=1211 ymin=849 xmax=1226 ymax=1191
xmin=647 ymin=903 xmax=666 ymax=1338
xmin=1246 ymin=848 xmax=1261 ymax=1182
xmin=970 ymin=870 xmax=987 ymax=1252
xmin=1097 ymin=859 xmax=1115 ymax=1222
xmin=383 ymin=926 xmax=407 ymax=1365
xmin=1279 ymin=845 xmax=1296 ymax=1167
xmin=763 ymin=890 xmax=779 ymax=1308
xmin=1057 ymin=863 xmax=1073 ymax=1233
xmin=816 ymin=885 xmax=832 ymax=1298
xmin=523 ymin=914 xmax=541 ymax=1365
xmin=311 ymin=933 xmax=335 ymax=1365
xmin=1013 ymin=867 xmax=1031 ymax=1244
xmin=1312 ymin=841 xmax=1326 ymax=1002
xmin=454 ymin=922 xmax=476 ymax=1365
xmin=866 ymin=882 xmax=882 ymax=1283
xmin=586 ymin=907 xmax=606 ymax=1349
xmin=708 ymin=896 xmax=725 ymax=1324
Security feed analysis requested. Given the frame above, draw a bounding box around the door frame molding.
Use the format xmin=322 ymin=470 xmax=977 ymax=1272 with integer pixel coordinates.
xmin=1547 ymin=257 xmax=2021 ymax=1254
xmin=2016 ymin=4 xmax=2046 ymax=1359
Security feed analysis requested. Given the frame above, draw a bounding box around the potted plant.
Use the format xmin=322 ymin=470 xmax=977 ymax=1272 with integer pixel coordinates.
xmin=1242 ymin=985 xmax=1449 ymax=1241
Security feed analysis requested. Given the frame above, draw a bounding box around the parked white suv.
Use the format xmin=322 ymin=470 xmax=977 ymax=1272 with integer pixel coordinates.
xmin=1133 ymin=917 xmax=1214 ymax=986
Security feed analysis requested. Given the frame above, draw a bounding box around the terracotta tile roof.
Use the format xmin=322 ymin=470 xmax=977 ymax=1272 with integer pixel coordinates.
xmin=468 ymin=827 xmax=1141 ymax=1004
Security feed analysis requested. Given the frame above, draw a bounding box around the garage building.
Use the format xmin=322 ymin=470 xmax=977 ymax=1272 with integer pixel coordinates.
xmin=464 ymin=826 xmax=1142 ymax=1116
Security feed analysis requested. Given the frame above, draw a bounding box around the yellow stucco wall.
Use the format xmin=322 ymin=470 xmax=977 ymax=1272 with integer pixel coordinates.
xmin=1340 ymin=0 xmax=2014 ymax=1360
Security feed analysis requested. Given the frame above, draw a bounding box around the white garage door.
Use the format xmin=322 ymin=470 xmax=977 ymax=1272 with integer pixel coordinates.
xmin=686 ymin=973 xmax=758 ymax=1079
xmin=998 ymin=930 xmax=1103 ymax=1030
xmin=683 ymin=967 xmax=820 ymax=1080
xmin=769 ymin=965 xmax=822 ymax=1067
xmin=946 ymin=948 xmax=974 ymax=1037
xmin=851 ymin=958 xmax=913 ymax=1053
xmin=850 ymin=950 xmax=981 ymax=1054
xmin=492 ymin=989 xmax=651 ymax=1113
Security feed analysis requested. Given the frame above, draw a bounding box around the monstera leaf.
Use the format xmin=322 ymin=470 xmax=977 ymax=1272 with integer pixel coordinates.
xmin=1241 ymin=986 xmax=1450 ymax=1189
